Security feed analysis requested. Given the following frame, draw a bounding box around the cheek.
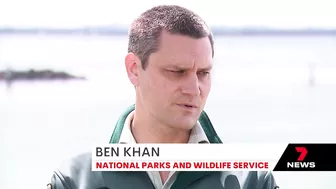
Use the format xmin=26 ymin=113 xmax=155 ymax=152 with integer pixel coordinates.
xmin=200 ymin=80 xmax=211 ymax=97
xmin=152 ymin=73 xmax=171 ymax=91
xmin=143 ymin=72 xmax=168 ymax=96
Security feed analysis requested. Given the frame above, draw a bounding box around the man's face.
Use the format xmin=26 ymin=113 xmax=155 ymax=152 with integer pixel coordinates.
xmin=137 ymin=31 xmax=213 ymax=130
xmin=47 ymin=184 xmax=52 ymax=189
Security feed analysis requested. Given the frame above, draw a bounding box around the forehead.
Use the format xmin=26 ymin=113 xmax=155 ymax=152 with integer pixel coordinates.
xmin=150 ymin=31 xmax=213 ymax=68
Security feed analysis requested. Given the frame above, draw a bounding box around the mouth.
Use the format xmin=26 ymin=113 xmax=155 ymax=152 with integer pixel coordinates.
xmin=177 ymin=104 xmax=198 ymax=109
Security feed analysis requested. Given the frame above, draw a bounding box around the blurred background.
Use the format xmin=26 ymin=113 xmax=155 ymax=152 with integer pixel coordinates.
xmin=0 ymin=0 xmax=335 ymax=188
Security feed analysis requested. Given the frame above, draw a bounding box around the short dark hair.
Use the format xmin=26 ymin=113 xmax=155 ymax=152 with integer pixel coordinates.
xmin=128 ymin=5 xmax=214 ymax=69
xmin=47 ymin=183 xmax=52 ymax=189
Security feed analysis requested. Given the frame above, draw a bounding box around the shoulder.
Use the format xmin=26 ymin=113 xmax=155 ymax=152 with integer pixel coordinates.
xmin=257 ymin=171 xmax=278 ymax=189
xmin=51 ymin=151 xmax=104 ymax=189
xmin=56 ymin=151 xmax=92 ymax=176
xmin=220 ymin=171 xmax=278 ymax=189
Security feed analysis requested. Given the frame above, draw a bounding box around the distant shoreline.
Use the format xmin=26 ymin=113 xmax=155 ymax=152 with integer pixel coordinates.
xmin=1 ymin=27 xmax=336 ymax=36
xmin=0 ymin=69 xmax=86 ymax=82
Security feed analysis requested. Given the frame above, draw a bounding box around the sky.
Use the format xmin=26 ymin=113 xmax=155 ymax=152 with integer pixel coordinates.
xmin=0 ymin=0 xmax=335 ymax=29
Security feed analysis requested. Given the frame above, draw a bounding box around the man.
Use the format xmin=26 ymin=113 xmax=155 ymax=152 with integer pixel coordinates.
xmin=47 ymin=183 xmax=52 ymax=189
xmin=50 ymin=5 xmax=278 ymax=189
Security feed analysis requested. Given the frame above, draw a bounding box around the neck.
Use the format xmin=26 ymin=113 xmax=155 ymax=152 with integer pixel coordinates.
xmin=131 ymin=107 xmax=191 ymax=143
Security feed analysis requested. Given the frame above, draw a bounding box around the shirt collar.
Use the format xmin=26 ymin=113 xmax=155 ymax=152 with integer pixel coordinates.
xmin=118 ymin=110 xmax=209 ymax=144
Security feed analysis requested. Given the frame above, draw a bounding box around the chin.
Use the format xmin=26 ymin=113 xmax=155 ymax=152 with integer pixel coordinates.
xmin=172 ymin=118 xmax=198 ymax=130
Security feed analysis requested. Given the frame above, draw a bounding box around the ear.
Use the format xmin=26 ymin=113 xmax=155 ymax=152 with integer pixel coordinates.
xmin=125 ymin=53 xmax=140 ymax=86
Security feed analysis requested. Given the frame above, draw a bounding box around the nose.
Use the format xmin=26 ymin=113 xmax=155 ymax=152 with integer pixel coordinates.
xmin=180 ymin=73 xmax=201 ymax=96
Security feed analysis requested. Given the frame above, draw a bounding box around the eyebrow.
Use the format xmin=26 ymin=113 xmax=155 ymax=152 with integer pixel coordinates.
xmin=168 ymin=64 xmax=213 ymax=71
xmin=199 ymin=65 xmax=213 ymax=71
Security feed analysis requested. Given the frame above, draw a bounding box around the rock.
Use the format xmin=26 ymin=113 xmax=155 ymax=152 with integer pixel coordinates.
xmin=0 ymin=69 xmax=86 ymax=81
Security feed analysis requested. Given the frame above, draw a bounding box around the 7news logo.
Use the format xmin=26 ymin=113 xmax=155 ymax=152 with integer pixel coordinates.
xmin=287 ymin=146 xmax=316 ymax=169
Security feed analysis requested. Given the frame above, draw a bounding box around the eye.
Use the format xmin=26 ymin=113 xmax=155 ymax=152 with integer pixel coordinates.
xmin=198 ymin=71 xmax=210 ymax=76
xmin=170 ymin=70 xmax=185 ymax=74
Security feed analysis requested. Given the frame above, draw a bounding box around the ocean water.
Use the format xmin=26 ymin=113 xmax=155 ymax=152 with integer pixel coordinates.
xmin=0 ymin=34 xmax=336 ymax=189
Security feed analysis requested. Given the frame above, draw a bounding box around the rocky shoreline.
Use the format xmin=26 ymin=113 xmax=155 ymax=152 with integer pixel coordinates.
xmin=0 ymin=69 xmax=86 ymax=81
